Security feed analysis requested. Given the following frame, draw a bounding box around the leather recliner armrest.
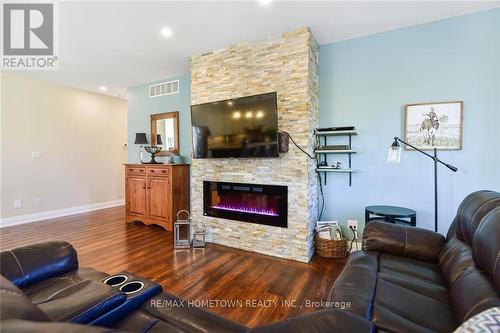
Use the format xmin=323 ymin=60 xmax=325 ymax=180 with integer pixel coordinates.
xmin=0 ymin=241 xmax=78 ymax=288
xmin=0 ymin=275 xmax=49 ymax=322
xmin=362 ymin=221 xmax=445 ymax=263
xmin=247 ymin=309 xmax=373 ymax=333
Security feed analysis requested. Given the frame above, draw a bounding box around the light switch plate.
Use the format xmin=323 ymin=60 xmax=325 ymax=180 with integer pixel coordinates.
xmin=14 ymin=199 xmax=22 ymax=209
xmin=31 ymin=151 xmax=41 ymax=159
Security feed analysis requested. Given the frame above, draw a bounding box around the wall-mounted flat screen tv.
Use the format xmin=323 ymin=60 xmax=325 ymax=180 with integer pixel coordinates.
xmin=191 ymin=92 xmax=279 ymax=158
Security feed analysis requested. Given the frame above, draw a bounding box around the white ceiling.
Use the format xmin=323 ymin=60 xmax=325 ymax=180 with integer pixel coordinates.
xmin=9 ymin=1 xmax=500 ymax=99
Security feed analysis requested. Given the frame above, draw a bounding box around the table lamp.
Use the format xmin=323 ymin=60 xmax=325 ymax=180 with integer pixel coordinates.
xmin=134 ymin=133 xmax=148 ymax=164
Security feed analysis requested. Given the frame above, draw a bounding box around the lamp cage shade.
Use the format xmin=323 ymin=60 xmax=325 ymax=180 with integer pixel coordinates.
xmin=156 ymin=134 xmax=163 ymax=145
xmin=387 ymin=143 xmax=401 ymax=164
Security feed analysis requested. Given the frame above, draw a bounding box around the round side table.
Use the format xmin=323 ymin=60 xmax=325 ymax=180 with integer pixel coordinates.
xmin=365 ymin=205 xmax=416 ymax=227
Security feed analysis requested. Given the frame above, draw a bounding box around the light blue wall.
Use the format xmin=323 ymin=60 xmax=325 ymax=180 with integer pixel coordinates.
xmin=319 ymin=9 xmax=500 ymax=233
xmin=127 ymin=75 xmax=191 ymax=163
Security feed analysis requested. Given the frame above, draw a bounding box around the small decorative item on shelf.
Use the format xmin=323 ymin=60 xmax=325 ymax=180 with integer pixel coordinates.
xmin=317 ymin=161 xmax=341 ymax=169
xmin=330 ymin=161 xmax=341 ymax=169
xmin=192 ymin=222 xmax=206 ymax=248
xmin=318 ymin=144 xmax=350 ymax=150
xmin=174 ymin=210 xmax=191 ymax=249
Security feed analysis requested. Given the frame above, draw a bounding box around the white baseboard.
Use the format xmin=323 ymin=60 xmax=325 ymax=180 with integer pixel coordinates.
xmin=0 ymin=199 xmax=125 ymax=228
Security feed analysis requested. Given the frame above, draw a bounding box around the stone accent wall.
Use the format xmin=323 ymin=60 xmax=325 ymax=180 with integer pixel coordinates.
xmin=190 ymin=28 xmax=319 ymax=262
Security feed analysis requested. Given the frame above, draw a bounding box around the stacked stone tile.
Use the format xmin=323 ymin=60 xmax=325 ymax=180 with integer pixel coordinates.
xmin=190 ymin=28 xmax=319 ymax=262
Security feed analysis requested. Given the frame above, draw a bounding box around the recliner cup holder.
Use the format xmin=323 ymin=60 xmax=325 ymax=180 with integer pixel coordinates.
xmin=91 ymin=271 xmax=163 ymax=327
xmin=103 ymin=274 xmax=128 ymax=287
xmin=119 ymin=281 xmax=145 ymax=294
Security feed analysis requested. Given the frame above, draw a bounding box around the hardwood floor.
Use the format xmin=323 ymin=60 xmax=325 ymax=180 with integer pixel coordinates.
xmin=0 ymin=206 xmax=346 ymax=327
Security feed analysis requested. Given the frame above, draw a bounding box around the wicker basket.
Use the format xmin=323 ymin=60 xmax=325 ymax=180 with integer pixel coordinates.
xmin=314 ymin=233 xmax=348 ymax=259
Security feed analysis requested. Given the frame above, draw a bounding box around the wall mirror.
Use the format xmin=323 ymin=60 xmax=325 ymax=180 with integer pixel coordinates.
xmin=151 ymin=112 xmax=179 ymax=156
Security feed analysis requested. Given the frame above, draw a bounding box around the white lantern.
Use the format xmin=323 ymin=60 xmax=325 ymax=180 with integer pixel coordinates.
xmin=193 ymin=222 xmax=206 ymax=248
xmin=174 ymin=210 xmax=191 ymax=249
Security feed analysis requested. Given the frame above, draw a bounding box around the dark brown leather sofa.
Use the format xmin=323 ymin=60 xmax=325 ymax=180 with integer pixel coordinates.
xmin=329 ymin=190 xmax=500 ymax=333
xmin=1 ymin=190 xmax=499 ymax=333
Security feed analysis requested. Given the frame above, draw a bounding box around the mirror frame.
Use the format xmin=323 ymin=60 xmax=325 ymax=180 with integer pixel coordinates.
xmin=150 ymin=111 xmax=179 ymax=156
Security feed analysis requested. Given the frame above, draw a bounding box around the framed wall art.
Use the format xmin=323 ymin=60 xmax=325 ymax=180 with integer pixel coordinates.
xmin=404 ymin=101 xmax=463 ymax=150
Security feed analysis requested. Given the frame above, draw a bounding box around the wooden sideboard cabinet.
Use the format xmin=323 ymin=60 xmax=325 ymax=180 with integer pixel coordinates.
xmin=125 ymin=164 xmax=190 ymax=231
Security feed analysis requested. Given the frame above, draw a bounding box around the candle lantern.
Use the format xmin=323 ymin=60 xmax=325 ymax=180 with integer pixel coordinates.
xmin=193 ymin=222 xmax=206 ymax=248
xmin=174 ymin=210 xmax=191 ymax=249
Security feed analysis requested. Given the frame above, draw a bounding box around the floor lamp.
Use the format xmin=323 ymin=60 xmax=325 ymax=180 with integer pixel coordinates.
xmin=387 ymin=137 xmax=458 ymax=233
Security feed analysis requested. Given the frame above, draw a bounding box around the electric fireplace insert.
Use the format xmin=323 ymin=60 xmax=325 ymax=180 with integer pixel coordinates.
xmin=203 ymin=181 xmax=287 ymax=228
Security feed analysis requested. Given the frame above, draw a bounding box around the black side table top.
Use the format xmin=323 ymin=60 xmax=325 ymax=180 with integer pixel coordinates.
xmin=365 ymin=205 xmax=416 ymax=218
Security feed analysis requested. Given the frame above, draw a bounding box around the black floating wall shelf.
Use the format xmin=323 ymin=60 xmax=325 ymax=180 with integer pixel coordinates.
xmin=314 ymin=129 xmax=358 ymax=186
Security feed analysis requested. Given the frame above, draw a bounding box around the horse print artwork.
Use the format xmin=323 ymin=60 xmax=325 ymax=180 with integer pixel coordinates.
xmin=404 ymin=101 xmax=463 ymax=150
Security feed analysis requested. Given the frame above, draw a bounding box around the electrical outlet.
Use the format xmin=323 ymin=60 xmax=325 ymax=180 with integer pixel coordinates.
xmin=35 ymin=198 xmax=41 ymax=207
xmin=347 ymin=220 xmax=358 ymax=231
xmin=348 ymin=220 xmax=360 ymax=241
xmin=13 ymin=199 xmax=22 ymax=209
xmin=31 ymin=151 xmax=41 ymax=159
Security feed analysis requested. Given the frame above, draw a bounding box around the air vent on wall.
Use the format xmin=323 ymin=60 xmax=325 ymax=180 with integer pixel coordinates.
xmin=149 ymin=80 xmax=179 ymax=98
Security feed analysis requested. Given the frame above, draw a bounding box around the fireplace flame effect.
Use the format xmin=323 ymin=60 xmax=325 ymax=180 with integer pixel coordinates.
xmin=212 ymin=204 xmax=279 ymax=216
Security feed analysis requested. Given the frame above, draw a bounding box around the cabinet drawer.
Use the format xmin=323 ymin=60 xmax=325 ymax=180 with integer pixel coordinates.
xmin=147 ymin=168 xmax=169 ymax=176
xmin=127 ymin=166 xmax=146 ymax=174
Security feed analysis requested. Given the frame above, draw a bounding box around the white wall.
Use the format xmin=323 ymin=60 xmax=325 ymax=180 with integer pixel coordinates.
xmin=1 ymin=73 xmax=127 ymax=225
